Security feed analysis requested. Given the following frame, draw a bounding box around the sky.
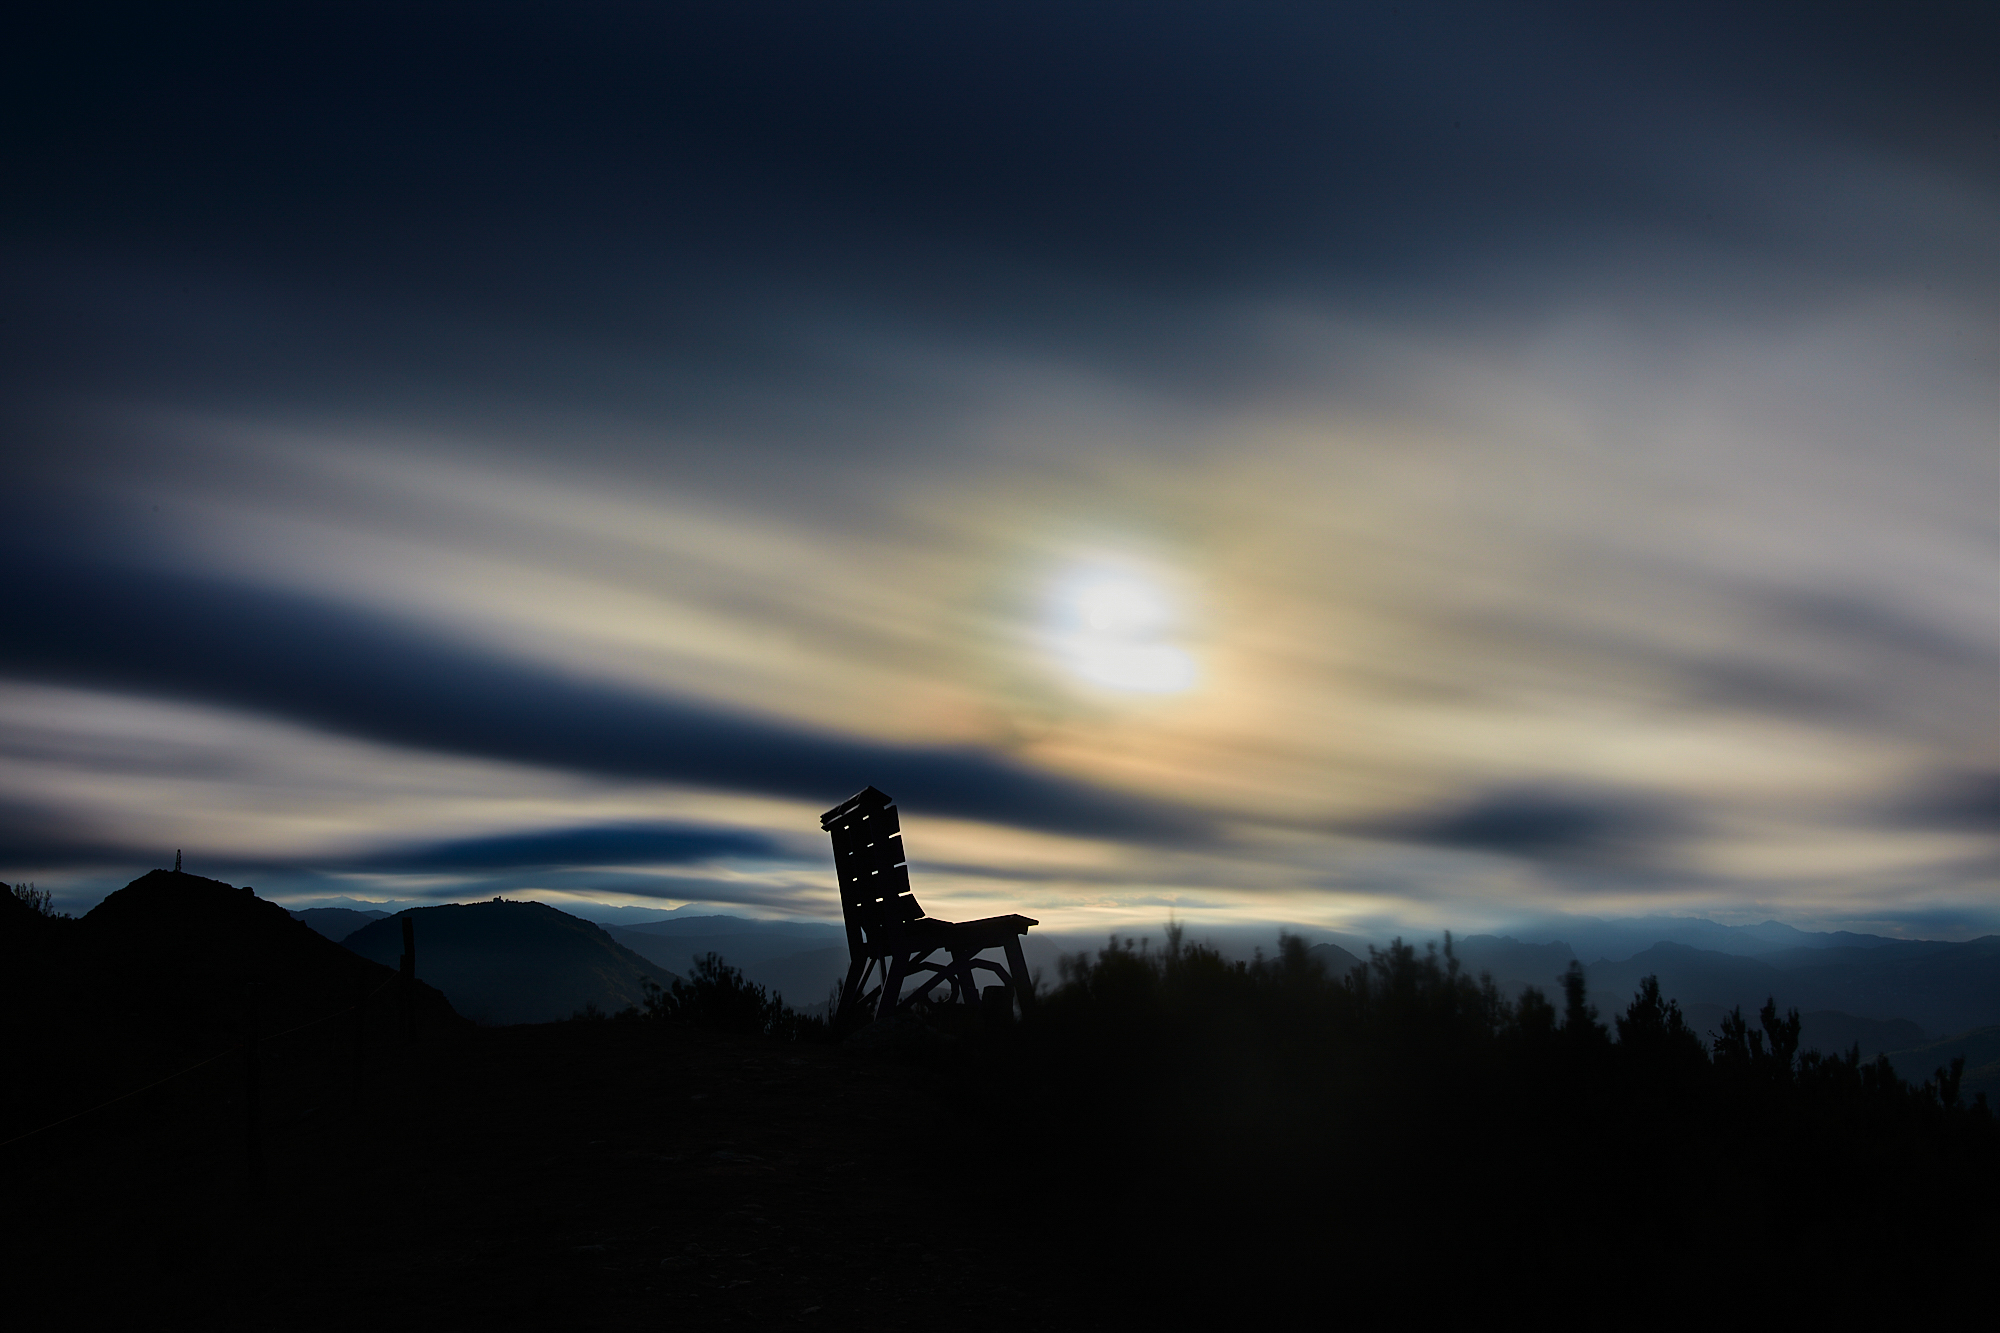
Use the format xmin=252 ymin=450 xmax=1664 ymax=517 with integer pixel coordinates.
xmin=2 ymin=4 xmax=1994 ymax=937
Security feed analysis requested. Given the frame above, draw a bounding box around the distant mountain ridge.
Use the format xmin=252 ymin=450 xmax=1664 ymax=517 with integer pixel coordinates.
xmin=1506 ymin=915 xmax=1911 ymax=962
xmin=1306 ymin=942 xmax=1365 ymax=979
xmin=72 ymin=871 xmax=457 ymax=1033
xmin=289 ymin=906 xmax=389 ymax=940
xmin=286 ymin=900 xmax=1999 ymax=1048
xmin=1582 ymin=937 xmax=2000 ymax=1039
xmin=344 ymin=899 xmax=679 ymax=1025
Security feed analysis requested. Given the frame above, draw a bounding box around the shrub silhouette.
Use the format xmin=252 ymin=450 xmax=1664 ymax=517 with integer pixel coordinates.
xmin=971 ymin=926 xmax=1999 ymax=1300
xmin=1017 ymin=928 xmax=1995 ymax=1193
xmin=10 ymin=882 xmax=60 ymax=918
xmin=639 ymin=952 xmax=826 ymax=1042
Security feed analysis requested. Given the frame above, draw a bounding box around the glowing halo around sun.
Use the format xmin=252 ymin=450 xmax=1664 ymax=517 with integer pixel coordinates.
xmin=1043 ymin=560 xmax=1198 ymax=695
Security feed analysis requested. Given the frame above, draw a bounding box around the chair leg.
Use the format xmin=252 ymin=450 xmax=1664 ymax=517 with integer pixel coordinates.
xmin=951 ymin=952 xmax=982 ymax=1006
xmin=877 ymin=952 xmax=910 ymax=1019
xmin=838 ymin=955 xmax=872 ymax=1020
xmin=1003 ymin=936 xmax=1035 ymax=1013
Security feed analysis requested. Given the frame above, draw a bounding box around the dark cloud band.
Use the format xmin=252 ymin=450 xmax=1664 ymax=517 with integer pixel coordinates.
xmin=350 ymin=823 xmax=794 ymax=873
xmin=0 ymin=552 xmax=1213 ymax=845
xmin=1357 ymin=785 xmax=1692 ymax=865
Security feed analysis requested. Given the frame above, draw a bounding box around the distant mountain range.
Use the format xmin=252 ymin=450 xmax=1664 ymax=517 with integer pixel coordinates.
xmin=288 ymin=900 xmax=853 ymax=1019
xmin=290 ymin=906 xmax=390 ymax=940
xmin=344 ymin=900 xmax=679 ymax=1025
xmin=1581 ymin=938 xmax=2000 ymax=1041
xmin=24 ymin=875 xmax=1993 ymax=1102
xmin=1503 ymin=914 xmax=1916 ymax=962
xmin=1307 ymin=942 xmax=1365 ymax=979
xmin=266 ymin=898 xmax=2000 ymax=1088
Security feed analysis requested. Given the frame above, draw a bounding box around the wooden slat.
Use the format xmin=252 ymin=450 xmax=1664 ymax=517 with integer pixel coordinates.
xmin=828 ymin=807 xmax=899 ymax=848
xmin=853 ymin=889 xmax=923 ymax=930
xmin=858 ymin=862 xmax=908 ymax=894
xmin=843 ymin=834 xmax=905 ymax=878
xmin=820 ymin=785 xmax=894 ymax=830
xmin=854 ymin=863 xmax=911 ymax=903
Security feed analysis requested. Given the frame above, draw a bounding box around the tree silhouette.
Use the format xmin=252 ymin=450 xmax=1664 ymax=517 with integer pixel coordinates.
xmin=1560 ymin=959 xmax=1607 ymax=1048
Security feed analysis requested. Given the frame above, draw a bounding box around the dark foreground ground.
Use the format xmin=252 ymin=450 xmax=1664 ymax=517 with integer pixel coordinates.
xmin=9 ymin=1017 xmax=1080 ymax=1328
xmin=11 ymin=1006 xmax=1996 ymax=1328
xmin=8 ymin=880 xmax=1996 ymax=1326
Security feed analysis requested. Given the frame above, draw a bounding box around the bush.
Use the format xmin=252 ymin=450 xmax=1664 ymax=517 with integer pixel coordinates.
xmin=1032 ymin=927 xmax=1994 ymax=1150
xmin=640 ymin=953 xmax=826 ymax=1042
xmin=11 ymin=882 xmax=61 ymax=917
xmin=992 ymin=925 xmax=1999 ymax=1296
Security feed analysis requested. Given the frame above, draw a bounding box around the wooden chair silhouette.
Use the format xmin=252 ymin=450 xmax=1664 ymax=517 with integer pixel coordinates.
xmin=821 ymin=786 xmax=1038 ymax=1022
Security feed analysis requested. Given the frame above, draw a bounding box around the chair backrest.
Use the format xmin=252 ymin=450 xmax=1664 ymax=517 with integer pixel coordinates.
xmin=821 ymin=786 xmax=925 ymax=955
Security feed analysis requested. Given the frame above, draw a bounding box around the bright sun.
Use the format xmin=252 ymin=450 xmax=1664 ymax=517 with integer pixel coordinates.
xmin=1045 ymin=561 xmax=1197 ymax=694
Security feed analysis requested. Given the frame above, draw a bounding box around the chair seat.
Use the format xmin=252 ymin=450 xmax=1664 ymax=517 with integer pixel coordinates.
xmin=877 ymin=914 xmax=1038 ymax=953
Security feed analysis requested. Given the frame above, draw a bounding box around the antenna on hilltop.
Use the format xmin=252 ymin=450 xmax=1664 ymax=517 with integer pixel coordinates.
xmin=174 ymin=849 xmax=182 ymax=873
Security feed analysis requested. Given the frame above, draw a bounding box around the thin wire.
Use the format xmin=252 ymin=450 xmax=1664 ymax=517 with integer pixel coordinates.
xmin=0 ymin=1048 xmax=236 ymax=1148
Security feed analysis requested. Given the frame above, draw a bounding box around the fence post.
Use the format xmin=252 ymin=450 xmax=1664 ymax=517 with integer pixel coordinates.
xmin=349 ymin=981 xmax=366 ymax=1117
xmin=242 ymin=982 xmax=262 ymax=1188
xmin=399 ymin=914 xmax=416 ymax=1043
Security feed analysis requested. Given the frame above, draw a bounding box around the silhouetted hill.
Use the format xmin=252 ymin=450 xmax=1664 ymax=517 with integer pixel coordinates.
xmin=2 ymin=869 xmax=460 ymax=1140
xmin=345 ymin=899 xmax=679 ymax=1025
xmin=0 ymin=880 xmax=77 ymax=999
xmin=1306 ymin=942 xmax=1364 ymax=979
xmin=71 ymin=870 xmax=455 ymax=1028
xmin=288 ymin=906 xmax=389 ymax=940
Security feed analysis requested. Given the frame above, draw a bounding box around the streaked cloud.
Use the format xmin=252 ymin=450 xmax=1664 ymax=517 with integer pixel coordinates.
xmin=0 ymin=6 xmax=1990 ymax=935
